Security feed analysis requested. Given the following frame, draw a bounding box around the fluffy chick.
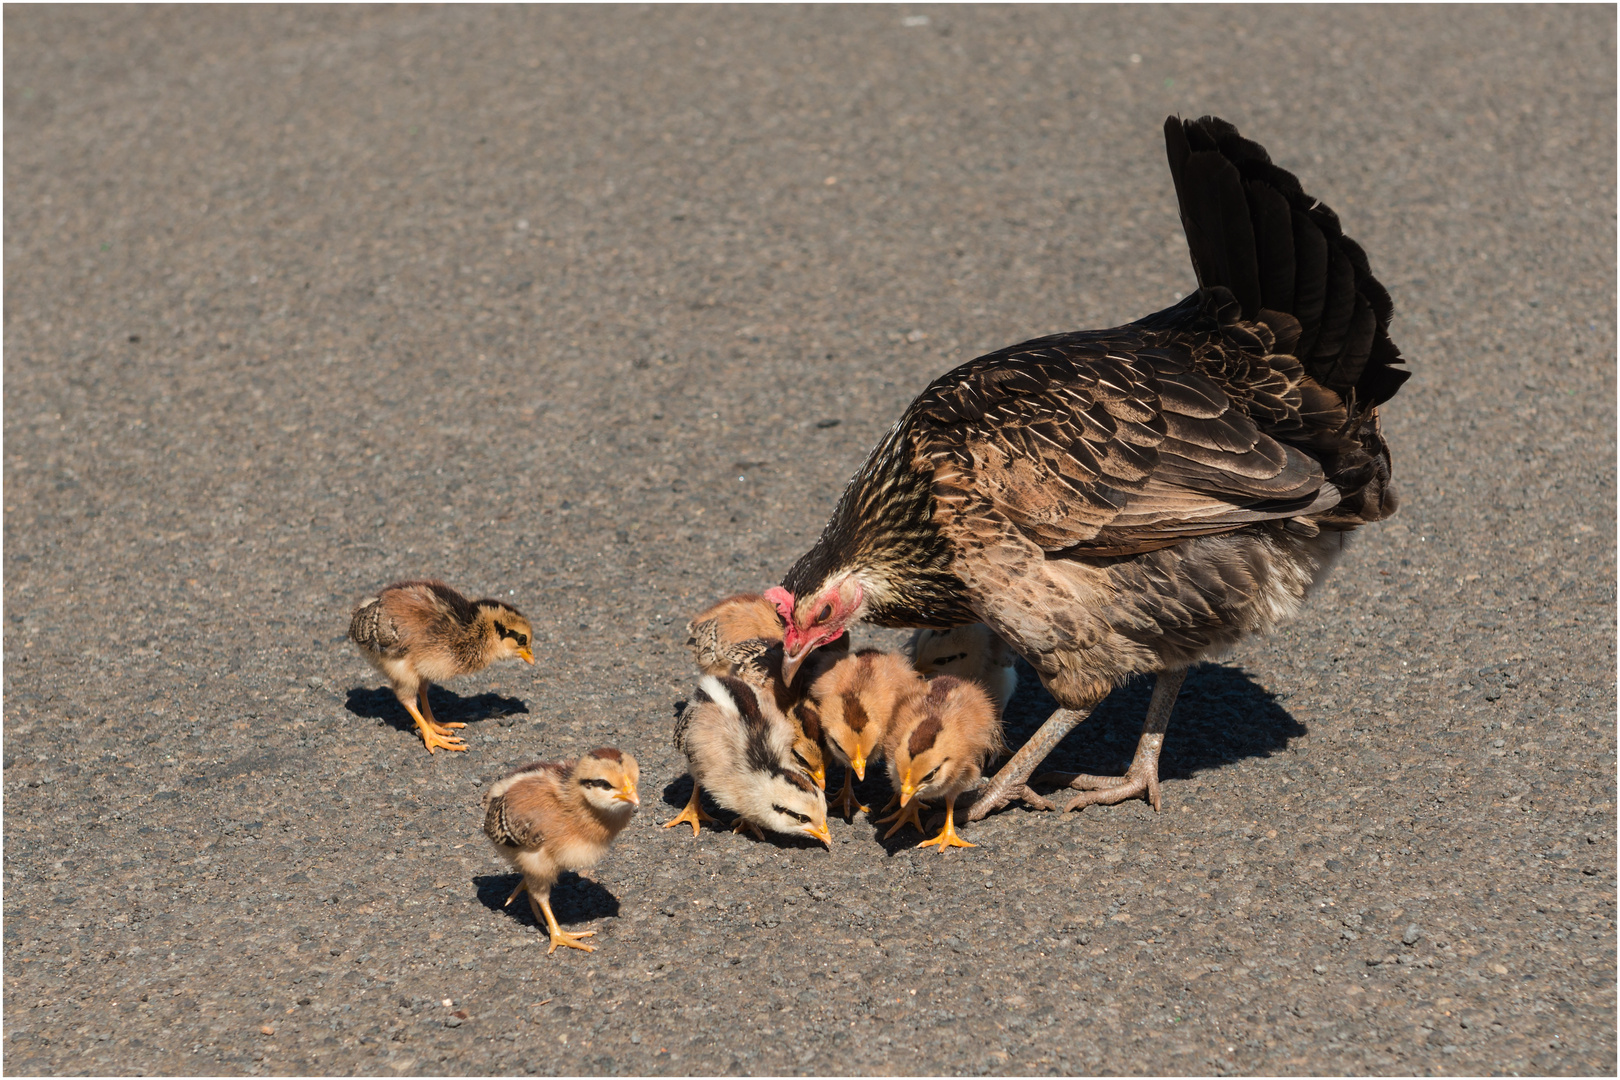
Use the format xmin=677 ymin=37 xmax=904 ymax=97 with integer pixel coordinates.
xmin=803 ymin=648 xmax=925 ymax=820
xmin=907 ymin=624 xmax=1019 ymax=715
xmin=879 ymin=675 xmax=1003 ymax=851
xmin=482 ymin=748 xmax=639 ymax=953
xmin=686 ymin=593 xmax=849 ymax=676
xmin=725 ymin=637 xmax=827 ymax=789
xmin=350 ymin=580 xmax=534 ymax=753
xmin=665 ymin=675 xmax=831 ymax=845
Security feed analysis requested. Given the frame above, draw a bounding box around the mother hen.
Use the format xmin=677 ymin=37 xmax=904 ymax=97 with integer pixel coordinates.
xmin=767 ymin=115 xmax=1408 ymax=821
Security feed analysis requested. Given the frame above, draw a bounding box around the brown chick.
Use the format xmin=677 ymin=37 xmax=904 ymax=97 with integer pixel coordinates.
xmin=803 ymin=648 xmax=925 ymax=820
xmin=725 ymin=637 xmax=827 ymax=790
xmin=879 ymin=675 xmax=1003 ymax=850
xmin=907 ymin=624 xmax=1019 ymax=716
xmin=349 ymin=580 xmax=535 ymax=753
xmin=482 ymin=748 xmax=640 ymax=954
xmin=686 ymin=593 xmax=849 ymax=676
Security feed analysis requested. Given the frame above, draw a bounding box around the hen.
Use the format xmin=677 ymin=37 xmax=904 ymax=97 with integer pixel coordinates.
xmin=766 ymin=116 xmax=1408 ymax=820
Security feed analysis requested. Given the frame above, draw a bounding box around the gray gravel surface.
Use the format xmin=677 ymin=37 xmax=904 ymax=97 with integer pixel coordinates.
xmin=4 ymin=5 xmax=1615 ymax=1076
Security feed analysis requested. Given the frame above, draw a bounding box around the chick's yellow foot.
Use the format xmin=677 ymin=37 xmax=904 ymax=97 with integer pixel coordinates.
xmin=830 ymin=771 xmax=868 ymax=821
xmin=414 ymin=718 xmax=468 ymax=754
xmin=530 ymin=891 xmax=597 ymax=955
xmin=547 ymin=928 xmax=598 ymax=954
xmin=731 ymin=819 xmax=766 ymax=841
xmin=662 ymin=784 xmax=719 ymax=837
xmin=877 ymin=798 xmax=925 ymax=839
xmin=918 ymin=797 xmax=975 ymax=851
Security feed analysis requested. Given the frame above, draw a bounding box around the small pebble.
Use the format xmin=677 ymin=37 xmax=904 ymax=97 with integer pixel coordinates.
xmin=1402 ymin=924 xmax=1422 ymax=946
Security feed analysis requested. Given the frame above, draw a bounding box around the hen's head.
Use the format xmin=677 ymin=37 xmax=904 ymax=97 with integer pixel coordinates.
xmin=765 ymin=573 xmax=864 ymax=683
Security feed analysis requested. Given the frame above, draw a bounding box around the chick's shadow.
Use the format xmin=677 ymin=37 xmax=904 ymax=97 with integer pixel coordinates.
xmin=474 ymin=873 xmax=621 ymax=927
xmin=344 ymin=685 xmax=529 ymax=735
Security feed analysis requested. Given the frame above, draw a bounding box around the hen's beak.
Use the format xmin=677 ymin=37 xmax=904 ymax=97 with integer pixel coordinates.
xmin=807 ymin=821 xmax=832 ymax=847
xmin=518 ymin=646 xmax=535 ymax=664
xmin=780 ymin=642 xmax=813 ymax=686
xmin=617 ymin=783 xmax=640 ymax=806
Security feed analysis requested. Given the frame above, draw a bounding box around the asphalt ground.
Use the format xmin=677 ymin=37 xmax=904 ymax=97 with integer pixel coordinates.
xmin=3 ymin=5 xmax=1615 ymax=1076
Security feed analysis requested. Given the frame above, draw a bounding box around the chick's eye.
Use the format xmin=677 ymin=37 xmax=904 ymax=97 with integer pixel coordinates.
xmin=517 ymin=634 xmax=528 ymax=647
xmin=921 ymin=766 xmax=941 ymax=784
xmin=582 ymin=778 xmax=614 ymax=790
xmin=771 ymin=803 xmax=811 ymax=824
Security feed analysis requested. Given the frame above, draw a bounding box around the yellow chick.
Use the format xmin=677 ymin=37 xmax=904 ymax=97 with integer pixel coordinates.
xmin=803 ymin=648 xmax=924 ymax=820
xmin=482 ymin=749 xmax=640 ymax=953
xmin=879 ymin=675 xmax=1003 ymax=850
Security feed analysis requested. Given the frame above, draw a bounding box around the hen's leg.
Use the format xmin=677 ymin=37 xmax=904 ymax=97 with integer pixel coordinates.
xmin=662 ymin=781 xmax=719 ymax=837
xmin=398 ymin=684 xmax=467 ymax=754
xmin=964 ymin=704 xmax=1096 ymax=821
xmin=529 ymin=886 xmax=596 ymax=954
xmin=1042 ymin=667 xmax=1186 ymax=812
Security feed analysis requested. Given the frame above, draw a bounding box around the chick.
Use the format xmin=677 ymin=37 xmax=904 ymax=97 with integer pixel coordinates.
xmin=906 ymin=624 xmax=1019 ymax=715
xmin=879 ymin=675 xmax=1003 ymax=850
xmin=349 ymin=580 xmax=535 ymax=753
xmin=725 ymin=637 xmax=827 ymax=789
xmin=664 ymin=675 xmax=831 ymax=845
xmin=482 ymin=748 xmax=640 ymax=953
xmin=804 ymin=648 xmax=925 ymax=820
xmin=686 ymin=593 xmax=849 ymax=676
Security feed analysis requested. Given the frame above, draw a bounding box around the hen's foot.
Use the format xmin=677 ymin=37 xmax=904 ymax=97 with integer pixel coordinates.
xmin=662 ymin=784 xmax=719 ymax=837
xmin=1050 ymin=736 xmax=1166 ymax=812
xmin=964 ymin=705 xmax=1095 ymax=821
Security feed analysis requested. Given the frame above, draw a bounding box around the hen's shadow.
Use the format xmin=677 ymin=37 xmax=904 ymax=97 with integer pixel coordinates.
xmin=345 ymin=685 xmax=529 ymax=736
xmin=1005 ymin=659 xmax=1305 ymax=790
xmin=474 ymin=872 xmax=620 ymax=926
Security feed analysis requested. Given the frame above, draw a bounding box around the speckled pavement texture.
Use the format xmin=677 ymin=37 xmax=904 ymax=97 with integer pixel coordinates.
xmin=4 ymin=5 xmax=1614 ymax=1076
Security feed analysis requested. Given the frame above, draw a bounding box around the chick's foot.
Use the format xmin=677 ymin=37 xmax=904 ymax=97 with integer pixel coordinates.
xmin=917 ymin=796 xmax=975 ymax=851
xmin=877 ymin=798 xmax=925 ymax=839
xmin=662 ymin=784 xmax=719 ymax=837
xmin=530 ymin=891 xmax=596 ymax=955
xmin=829 ymin=769 xmax=868 ymax=821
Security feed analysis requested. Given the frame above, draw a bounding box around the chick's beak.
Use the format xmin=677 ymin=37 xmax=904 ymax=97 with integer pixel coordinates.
xmin=518 ymin=646 xmax=535 ymax=664
xmin=807 ymin=821 xmax=832 ymax=847
xmin=811 ymin=766 xmax=826 ymax=791
xmin=851 ymin=753 xmax=867 ymax=782
xmin=900 ymin=768 xmax=916 ymax=806
xmin=617 ymin=783 xmax=640 ymax=806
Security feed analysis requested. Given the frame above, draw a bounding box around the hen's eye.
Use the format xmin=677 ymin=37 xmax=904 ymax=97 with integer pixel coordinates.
xmin=816 ymin=604 xmax=833 ymax=623
xmin=771 ymin=803 xmax=811 ymax=824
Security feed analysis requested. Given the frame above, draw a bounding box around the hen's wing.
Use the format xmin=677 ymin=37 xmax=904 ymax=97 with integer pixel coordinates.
xmin=909 ymin=314 xmax=1341 ymax=556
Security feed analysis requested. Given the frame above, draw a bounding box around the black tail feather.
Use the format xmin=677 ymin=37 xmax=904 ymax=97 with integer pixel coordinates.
xmin=1164 ymin=115 xmax=1409 ymax=407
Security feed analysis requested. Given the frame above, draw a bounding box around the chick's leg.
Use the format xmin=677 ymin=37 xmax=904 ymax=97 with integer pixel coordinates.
xmin=417 ymin=684 xmax=467 ymax=736
xmin=1041 ymin=667 xmax=1186 ymax=813
xmin=829 ymin=766 xmax=868 ymax=821
xmin=527 ymin=886 xmax=596 ymax=954
xmin=964 ymin=703 xmax=1098 ymax=821
xmin=398 ymin=685 xmax=467 ymax=754
xmin=731 ymin=819 xmax=766 ymax=841
xmin=662 ymin=781 xmax=719 ymax=837
xmin=917 ymin=794 xmax=975 ymax=851
xmin=878 ymin=797 xmax=925 ymax=840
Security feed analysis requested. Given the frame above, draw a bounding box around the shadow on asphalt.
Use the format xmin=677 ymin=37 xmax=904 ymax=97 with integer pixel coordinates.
xmin=1010 ymin=659 xmax=1306 ymax=788
xmin=474 ymin=872 xmax=621 ymax=927
xmin=343 ymin=685 xmax=529 ymax=736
